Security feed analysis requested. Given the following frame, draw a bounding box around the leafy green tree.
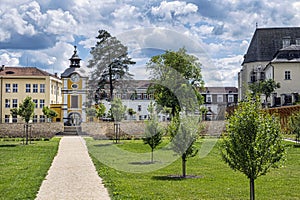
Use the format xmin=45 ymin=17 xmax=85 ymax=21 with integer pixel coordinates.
xmin=288 ymin=112 xmax=300 ymax=144
xmin=111 ymin=98 xmax=126 ymax=143
xmin=249 ymin=79 xmax=280 ymax=106
xmin=127 ymin=108 xmax=136 ymax=120
xmin=96 ymin=103 xmax=106 ymax=119
xmin=88 ymin=30 xmax=135 ymax=102
xmin=142 ymin=102 xmax=163 ymax=163
xmin=42 ymin=106 xmax=58 ymax=122
xmin=168 ymin=115 xmax=199 ymax=177
xmin=18 ymin=96 xmax=35 ymax=145
xmin=147 ymin=48 xmax=204 ymax=117
xmin=221 ymin=95 xmax=285 ymax=200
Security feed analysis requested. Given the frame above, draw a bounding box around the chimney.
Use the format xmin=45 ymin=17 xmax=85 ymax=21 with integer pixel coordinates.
xmin=0 ymin=65 xmax=5 ymax=71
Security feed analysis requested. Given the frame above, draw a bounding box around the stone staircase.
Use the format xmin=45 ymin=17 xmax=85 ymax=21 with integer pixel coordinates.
xmin=61 ymin=126 xmax=82 ymax=135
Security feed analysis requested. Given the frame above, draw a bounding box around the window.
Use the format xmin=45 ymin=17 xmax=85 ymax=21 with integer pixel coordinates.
xmin=12 ymin=84 xmax=18 ymax=93
xmin=228 ymin=95 xmax=234 ymax=103
xmin=5 ymin=84 xmax=11 ymax=92
xmin=40 ymin=84 xmax=45 ymax=93
xmin=39 ymin=115 xmax=45 ymax=123
xmin=285 ymin=71 xmax=291 ymax=80
xmin=137 ymin=94 xmax=142 ymax=99
xmin=143 ymin=94 xmax=148 ymax=100
xmin=217 ymin=95 xmax=223 ymax=103
xmin=138 ymin=105 xmax=142 ymax=112
xmin=12 ymin=99 xmax=18 ymax=108
xmin=5 ymin=115 xmax=10 ymax=123
xmin=40 ymin=99 xmax=45 ymax=109
xmin=12 ymin=113 xmax=17 ymax=123
xmin=5 ymin=99 xmax=10 ymax=108
xmin=71 ymin=95 xmax=79 ymax=108
xmin=33 ymin=99 xmax=38 ymax=108
xmin=282 ymin=38 xmax=291 ymax=48
xmin=206 ymin=95 xmax=212 ymax=103
xmin=33 ymin=115 xmax=38 ymax=123
xmin=296 ymin=38 xmax=300 ymax=45
xmin=26 ymin=84 xmax=31 ymax=93
xmin=33 ymin=84 xmax=38 ymax=93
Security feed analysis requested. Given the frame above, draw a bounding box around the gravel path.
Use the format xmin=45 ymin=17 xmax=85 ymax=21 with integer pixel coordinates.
xmin=35 ymin=136 xmax=110 ymax=200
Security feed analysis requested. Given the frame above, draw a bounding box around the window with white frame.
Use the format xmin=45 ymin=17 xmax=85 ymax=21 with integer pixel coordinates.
xmin=217 ymin=95 xmax=223 ymax=103
xmin=228 ymin=95 xmax=234 ymax=103
xmin=206 ymin=94 xmax=212 ymax=103
xmin=296 ymin=38 xmax=300 ymax=45
xmin=33 ymin=99 xmax=38 ymax=108
xmin=12 ymin=99 xmax=18 ymax=108
xmin=26 ymin=84 xmax=31 ymax=93
xmin=285 ymin=71 xmax=291 ymax=80
xmin=40 ymin=84 xmax=45 ymax=93
xmin=5 ymin=115 xmax=10 ymax=123
xmin=39 ymin=115 xmax=45 ymax=123
xmin=5 ymin=83 xmax=11 ymax=93
xmin=5 ymin=99 xmax=10 ymax=108
xmin=33 ymin=84 xmax=38 ymax=93
xmin=40 ymin=99 xmax=45 ymax=108
xmin=12 ymin=84 xmax=18 ymax=93
xmin=33 ymin=115 xmax=38 ymax=123
xmin=282 ymin=38 xmax=291 ymax=48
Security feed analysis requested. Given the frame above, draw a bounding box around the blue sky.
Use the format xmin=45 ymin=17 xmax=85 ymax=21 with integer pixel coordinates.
xmin=1 ymin=0 xmax=300 ymax=86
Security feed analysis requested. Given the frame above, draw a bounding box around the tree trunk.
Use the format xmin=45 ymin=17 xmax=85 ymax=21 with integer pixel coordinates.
xmin=250 ymin=178 xmax=255 ymax=200
xmin=109 ymin=65 xmax=113 ymax=101
xmin=25 ymin=123 xmax=28 ymax=145
xmin=182 ymin=154 xmax=186 ymax=178
xmin=151 ymin=148 xmax=154 ymax=163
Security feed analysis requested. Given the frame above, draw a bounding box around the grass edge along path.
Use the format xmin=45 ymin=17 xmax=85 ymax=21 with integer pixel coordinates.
xmin=0 ymin=137 xmax=60 ymax=200
xmin=86 ymin=138 xmax=300 ymax=200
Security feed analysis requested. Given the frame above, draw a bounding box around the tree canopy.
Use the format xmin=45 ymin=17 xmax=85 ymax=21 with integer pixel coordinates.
xmin=221 ymin=95 xmax=285 ymax=200
xmin=88 ymin=30 xmax=135 ymax=102
xmin=249 ymin=79 xmax=280 ymax=105
xmin=147 ymin=48 xmax=204 ymax=117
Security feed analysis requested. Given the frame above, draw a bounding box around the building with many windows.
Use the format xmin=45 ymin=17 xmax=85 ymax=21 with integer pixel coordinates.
xmin=0 ymin=65 xmax=62 ymax=123
xmin=200 ymin=87 xmax=238 ymax=120
xmin=238 ymin=27 xmax=300 ymax=106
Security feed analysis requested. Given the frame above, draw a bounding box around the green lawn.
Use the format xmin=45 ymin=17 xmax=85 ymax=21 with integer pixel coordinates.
xmin=86 ymin=138 xmax=300 ymax=200
xmin=0 ymin=138 xmax=60 ymax=200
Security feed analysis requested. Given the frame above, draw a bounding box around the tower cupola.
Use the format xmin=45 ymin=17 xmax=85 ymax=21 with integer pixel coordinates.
xmin=69 ymin=46 xmax=81 ymax=68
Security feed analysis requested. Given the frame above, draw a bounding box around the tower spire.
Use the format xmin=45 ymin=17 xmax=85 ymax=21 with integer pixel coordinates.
xmin=69 ymin=45 xmax=81 ymax=68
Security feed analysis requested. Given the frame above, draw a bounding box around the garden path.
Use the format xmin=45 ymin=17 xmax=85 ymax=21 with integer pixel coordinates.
xmin=35 ymin=136 xmax=110 ymax=200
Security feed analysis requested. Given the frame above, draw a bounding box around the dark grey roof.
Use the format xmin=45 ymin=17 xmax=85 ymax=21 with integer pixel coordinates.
xmin=270 ymin=45 xmax=300 ymax=63
xmin=243 ymin=27 xmax=300 ymax=64
xmin=200 ymin=87 xmax=238 ymax=94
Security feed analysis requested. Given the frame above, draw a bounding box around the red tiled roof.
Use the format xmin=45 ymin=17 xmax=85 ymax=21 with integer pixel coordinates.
xmin=0 ymin=66 xmax=59 ymax=78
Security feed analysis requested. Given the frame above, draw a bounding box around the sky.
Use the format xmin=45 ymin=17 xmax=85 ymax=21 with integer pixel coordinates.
xmin=1 ymin=0 xmax=300 ymax=87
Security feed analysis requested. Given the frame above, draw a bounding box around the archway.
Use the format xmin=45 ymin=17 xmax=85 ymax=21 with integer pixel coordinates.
xmin=67 ymin=112 xmax=82 ymax=126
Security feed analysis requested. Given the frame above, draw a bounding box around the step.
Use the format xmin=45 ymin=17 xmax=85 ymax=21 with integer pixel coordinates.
xmin=59 ymin=126 xmax=82 ymax=135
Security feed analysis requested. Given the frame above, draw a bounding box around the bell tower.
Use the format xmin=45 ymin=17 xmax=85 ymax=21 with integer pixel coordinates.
xmin=61 ymin=46 xmax=88 ymax=128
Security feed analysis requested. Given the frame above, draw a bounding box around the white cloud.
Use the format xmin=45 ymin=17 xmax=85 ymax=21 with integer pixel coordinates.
xmin=0 ymin=51 xmax=21 ymax=66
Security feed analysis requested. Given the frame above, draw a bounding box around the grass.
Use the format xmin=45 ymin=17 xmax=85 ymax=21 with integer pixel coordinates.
xmin=86 ymin=138 xmax=300 ymax=200
xmin=0 ymin=138 xmax=60 ymax=200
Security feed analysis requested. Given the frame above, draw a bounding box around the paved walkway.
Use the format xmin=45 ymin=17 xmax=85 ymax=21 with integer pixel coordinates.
xmin=35 ymin=136 xmax=110 ymax=200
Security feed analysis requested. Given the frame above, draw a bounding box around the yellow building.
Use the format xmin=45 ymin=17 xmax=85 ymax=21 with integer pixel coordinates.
xmin=61 ymin=46 xmax=89 ymax=125
xmin=0 ymin=65 xmax=62 ymax=123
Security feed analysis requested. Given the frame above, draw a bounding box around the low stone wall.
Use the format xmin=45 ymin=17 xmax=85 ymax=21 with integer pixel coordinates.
xmin=0 ymin=122 xmax=64 ymax=138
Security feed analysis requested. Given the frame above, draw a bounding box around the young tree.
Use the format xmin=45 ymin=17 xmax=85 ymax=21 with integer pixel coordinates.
xmin=96 ymin=103 xmax=106 ymax=119
xmin=18 ymin=96 xmax=35 ymax=145
xmin=147 ymin=48 xmax=204 ymax=117
xmin=110 ymin=98 xmax=126 ymax=143
xmin=127 ymin=108 xmax=136 ymax=120
xmin=42 ymin=106 xmax=58 ymax=122
xmin=249 ymin=79 xmax=280 ymax=106
xmin=288 ymin=112 xmax=300 ymax=144
xmin=88 ymin=30 xmax=135 ymax=102
xmin=168 ymin=115 xmax=199 ymax=177
xmin=142 ymin=102 xmax=163 ymax=163
xmin=221 ymin=95 xmax=285 ymax=200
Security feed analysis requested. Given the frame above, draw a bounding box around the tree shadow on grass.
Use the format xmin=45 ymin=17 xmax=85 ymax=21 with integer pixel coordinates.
xmin=152 ymin=175 xmax=203 ymax=181
xmin=129 ymin=161 xmax=159 ymax=165
xmin=0 ymin=144 xmax=17 ymax=148
xmin=93 ymin=143 xmax=114 ymax=147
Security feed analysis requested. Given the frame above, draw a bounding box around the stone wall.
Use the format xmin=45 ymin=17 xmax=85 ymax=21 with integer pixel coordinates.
xmin=0 ymin=122 xmax=64 ymax=138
